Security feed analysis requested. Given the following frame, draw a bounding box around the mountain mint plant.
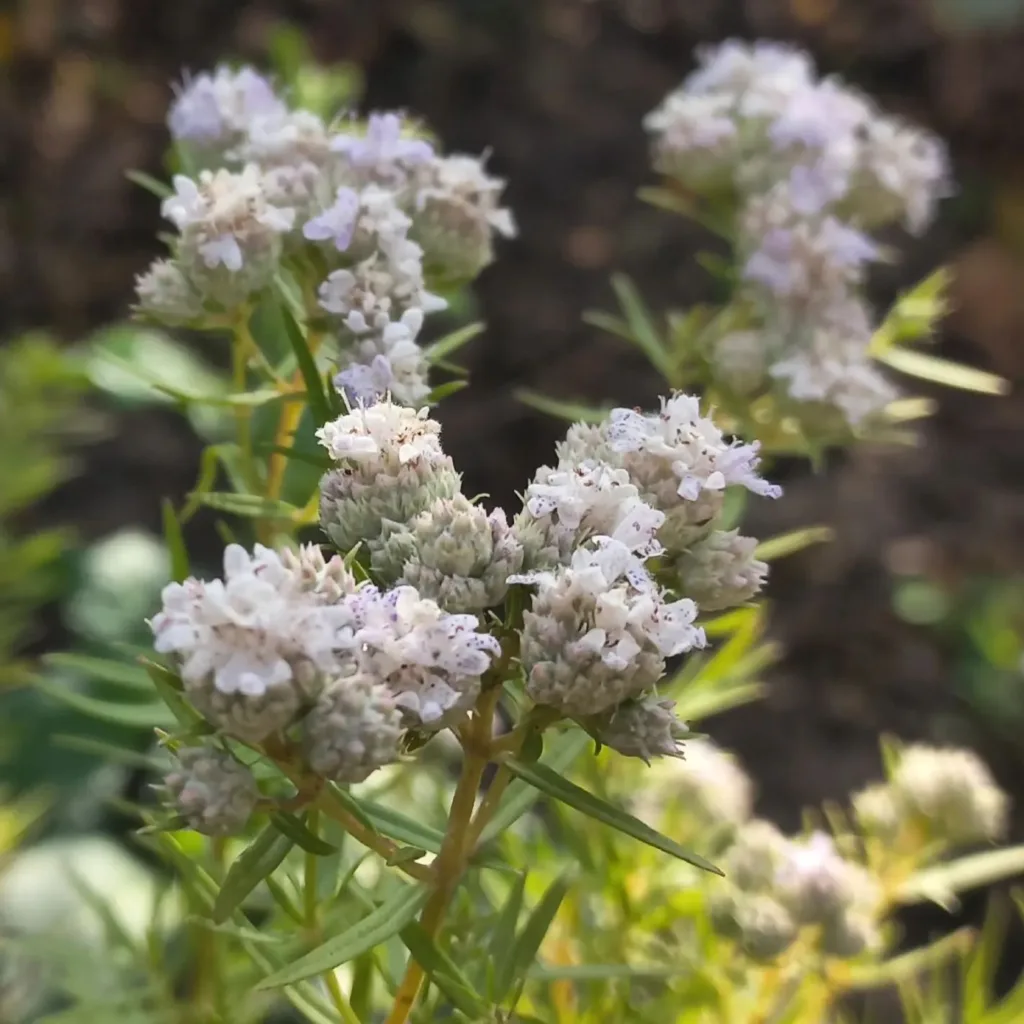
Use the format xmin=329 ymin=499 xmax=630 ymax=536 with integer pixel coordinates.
xmin=37 ymin=43 xmax=1024 ymax=1024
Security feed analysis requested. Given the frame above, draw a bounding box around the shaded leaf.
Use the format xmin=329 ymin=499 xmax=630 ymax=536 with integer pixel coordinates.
xmin=33 ymin=677 xmax=175 ymax=730
xmin=504 ymin=758 xmax=722 ymax=874
xmin=161 ymin=500 xmax=190 ymax=583
xmin=213 ymin=824 xmax=294 ymax=923
xmin=490 ymin=873 xmax=528 ymax=1001
xmin=423 ymin=322 xmax=484 ymax=363
xmin=270 ymin=812 xmax=338 ymax=856
xmin=896 ymin=845 xmax=1024 ymax=909
xmin=42 ymin=653 xmax=153 ymax=691
xmin=277 ymin=287 xmax=332 ymax=425
xmin=515 ymin=390 xmax=609 ymax=424
xmin=193 ymin=492 xmax=299 ymax=520
xmin=255 ymin=882 xmax=429 ymax=989
xmin=125 ymin=169 xmax=172 ymax=199
xmin=400 ymin=922 xmax=490 ymax=1017
xmin=611 ymin=273 xmax=674 ymax=380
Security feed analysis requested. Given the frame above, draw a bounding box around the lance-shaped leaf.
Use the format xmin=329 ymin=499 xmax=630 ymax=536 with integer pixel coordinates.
xmin=270 ymin=812 xmax=338 ymax=856
xmin=489 ymin=872 xmax=527 ymax=1001
xmin=213 ymin=823 xmax=294 ymax=923
xmin=876 ymin=346 xmax=1008 ymax=396
xmin=42 ymin=653 xmax=154 ymax=692
xmin=33 ymin=677 xmax=176 ymax=730
xmin=161 ymin=499 xmax=190 ymax=583
xmin=193 ymin=492 xmax=299 ymax=520
xmin=277 ymin=287 xmax=332 ymax=425
xmin=610 ymin=273 xmax=674 ymax=380
xmin=400 ymin=922 xmax=490 ymax=1017
xmin=423 ymin=321 xmax=484 ymax=363
xmin=507 ymin=874 xmax=572 ymax=1001
xmin=514 ymin=390 xmax=609 ymax=424
xmin=754 ymin=525 xmax=834 ymax=563
xmin=504 ymin=758 xmax=722 ymax=874
xmin=254 ymin=882 xmax=430 ymax=989
xmin=895 ymin=844 xmax=1024 ymax=910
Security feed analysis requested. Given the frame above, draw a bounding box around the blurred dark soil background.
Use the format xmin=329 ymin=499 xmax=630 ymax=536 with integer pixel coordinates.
xmin=5 ymin=0 xmax=1024 ymax=990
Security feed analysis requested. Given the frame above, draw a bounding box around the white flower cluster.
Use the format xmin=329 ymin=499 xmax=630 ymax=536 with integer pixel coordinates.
xmin=151 ymin=540 xmax=500 ymax=774
xmin=644 ymin=40 xmax=951 ymax=428
xmin=138 ymin=65 xmax=515 ymax=406
xmin=510 ymin=394 xmax=778 ymax=750
xmin=712 ymin=821 xmax=881 ymax=961
xmin=853 ymin=744 xmax=1009 ymax=846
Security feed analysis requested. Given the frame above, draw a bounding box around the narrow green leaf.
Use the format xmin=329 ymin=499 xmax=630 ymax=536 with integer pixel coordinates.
xmin=896 ymin=844 xmax=1024 ymax=908
xmin=876 ymin=346 xmax=1008 ymax=396
xmin=510 ymin=874 xmax=571 ymax=985
xmin=42 ymin=653 xmax=152 ymax=690
xmin=254 ymin=444 xmax=332 ymax=471
xmin=193 ymin=491 xmax=299 ymax=520
xmin=51 ymin=734 xmax=164 ymax=769
xmin=529 ymin=962 xmax=681 ymax=982
xmin=504 ymin=759 xmax=722 ymax=874
xmin=582 ymin=310 xmax=632 ymax=343
xmin=843 ymin=928 xmax=974 ymax=991
xmin=213 ymin=825 xmax=294 ymax=923
xmin=490 ymin=872 xmax=527 ymax=1001
xmin=33 ymin=678 xmax=175 ymax=730
xmin=330 ymin=787 xmax=446 ymax=854
xmin=125 ymin=169 xmax=172 ymax=198
xmin=610 ymin=274 xmax=674 ymax=379
xmin=161 ymin=500 xmax=190 ymax=583
xmin=426 ymin=379 xmax=469 ymax=404
xmin=514 ymin=390 xmax=609 ymax=424
xmin=265 ymin=876 xmax=305 ymax=925
xmin=141 ymin=659 xmax=201 ymax=727
xmin=423 ymin=322 xmax=484 ymax=363
xmin=400 ymin=922 xmax=489 ymax=1016
xmin=277 ymin=289 xmax=332 ymax=425
xmin=270 ymin=812 xmax=338 ymax=856
xmin=480 ymin=731 xmax=591 ymax=843
xmin=754 ymin=525 xmax=834 ymax=563
xmin=254 ymin=882 xmax=429 ymax=989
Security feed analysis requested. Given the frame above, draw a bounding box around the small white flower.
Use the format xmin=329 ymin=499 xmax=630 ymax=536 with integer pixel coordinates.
xmin=317 ymin=400 xmax=446 ymax=468
xmin=514 ymin=536 xmax=705 ymax=716
xmin=605 ymin=393 xmax=782 ymax=503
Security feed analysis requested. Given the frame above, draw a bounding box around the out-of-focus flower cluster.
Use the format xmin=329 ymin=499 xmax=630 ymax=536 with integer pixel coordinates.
xmin=631 ymin=737 xmax=1010 ymax=967
xmin=136 ymin=65 xmax=516 ymax=407
xmin=644 ymin=41 xmax=950 ymax=429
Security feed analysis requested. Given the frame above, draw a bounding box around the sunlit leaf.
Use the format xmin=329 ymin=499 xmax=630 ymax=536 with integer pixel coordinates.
xmin=192 ymin=491 xmax=299 ymax=520
xmin=876 ymin=347 xmax=1008 ymax=396
xmin=125 ymin=169 xmax=172 ymax=199
xmin=277 ymin=286 xmax=332 ymax=425
xmin=896 ymin=844 xmax=1024 ymax=909
xmin=754 ymin=525 xmax=834 ymax=562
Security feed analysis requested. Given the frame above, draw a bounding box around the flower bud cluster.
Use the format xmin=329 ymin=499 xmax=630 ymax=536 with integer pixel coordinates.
xmin=510 ymin=395 xmax=778 ymax=757
xmin=711 ymin=821 xmax=881 ymax=961
xmin=644 ymin=40 xmax=950 ymax=428
xmin=853 ymin=744 xmax=1009 ymax=847
xmin=160 ymin=742 xmax=260 ymax=837
xmin=139 ymin=66 xmax=515 ymax=408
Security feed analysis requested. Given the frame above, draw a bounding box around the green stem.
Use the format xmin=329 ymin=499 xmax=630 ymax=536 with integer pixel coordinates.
xmin=384 ymin=688 xmax=502 ymax=1024
xmin=231 ymin=314 xmax=259 ymax=493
